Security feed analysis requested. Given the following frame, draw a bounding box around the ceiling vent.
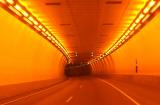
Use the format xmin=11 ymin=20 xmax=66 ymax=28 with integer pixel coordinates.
xmin=106 ymin=0 xmax=122 ymax=4
xmin=102 ymin=23 xmax=114 ymax=25
xmin=45 ymin=2 xmax=61 ymax=6
xmin=60 ymin=24 xmax=71 ymax=26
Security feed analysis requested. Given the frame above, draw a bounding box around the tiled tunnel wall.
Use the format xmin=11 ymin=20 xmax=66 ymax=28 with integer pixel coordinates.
xmin=0 ymin=8 xmax=67 ymax=100
xmin=91 ymin=10 xmax=160 ymax=88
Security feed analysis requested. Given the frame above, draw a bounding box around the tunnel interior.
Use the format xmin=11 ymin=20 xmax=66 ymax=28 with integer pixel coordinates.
xmin=1 ymin=0 xmax=160 ymax=105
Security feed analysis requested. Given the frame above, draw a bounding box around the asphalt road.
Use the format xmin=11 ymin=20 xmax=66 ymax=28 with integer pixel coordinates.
xmin=1 ymin=76 xmax=160 ymax=105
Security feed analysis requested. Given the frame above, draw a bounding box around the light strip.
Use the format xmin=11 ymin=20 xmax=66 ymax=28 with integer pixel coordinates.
xmin=0 ymin=0 xmax=70 ymax=63
xmin=6 ymin=0 xmax=14 ymax=5
xmin=14 ymin=4 xmax=29 ymax=17
xmin=23 ymin=17 xmax=33 ymax=25
xmin=89 ymin=0 xmax=160 ymax=64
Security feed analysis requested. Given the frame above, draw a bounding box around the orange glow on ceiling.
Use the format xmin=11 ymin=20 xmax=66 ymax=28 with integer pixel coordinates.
xmin=1 ymin=0 xmax=160 ymax=64
xmin=89 ymin=0 xmax=160 ymax=64
xmin=0 ymin=0 xmax=71 ymax=63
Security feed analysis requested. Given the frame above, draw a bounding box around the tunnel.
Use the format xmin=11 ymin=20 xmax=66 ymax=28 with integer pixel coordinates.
xmin=0 ymin=0 xmax=160 ymax=105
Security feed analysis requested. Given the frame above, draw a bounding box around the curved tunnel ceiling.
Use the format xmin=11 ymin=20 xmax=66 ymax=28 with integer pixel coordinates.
xmin=18 ymin=0 xmax=148 ymax=63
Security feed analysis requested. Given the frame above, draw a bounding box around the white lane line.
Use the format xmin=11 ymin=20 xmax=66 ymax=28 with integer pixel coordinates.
xmin=99 ymin=79 xmax=140 ymax=105
xmin=1 ymin=81 xmax=68 ymax=105
xmin=1 ymin=87 xmax=54 ymax=105
xmin=66 ymin=96 xmax=73 ymax=103
xmin=1 ymin=91 xmax=48 ymax=105
xmin=80 ymin=85 xmax=83 ymax=88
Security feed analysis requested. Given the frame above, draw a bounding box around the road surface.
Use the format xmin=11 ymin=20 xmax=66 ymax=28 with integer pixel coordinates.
xmin=1 ymin=76 xmax=160 ymax=105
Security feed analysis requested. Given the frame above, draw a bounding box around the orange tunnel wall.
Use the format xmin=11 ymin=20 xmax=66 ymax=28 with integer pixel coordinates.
xmin=91 ymin=11 xmax=160 ymax=76
xmin=0 ymin=8 xmax=67 ymax=86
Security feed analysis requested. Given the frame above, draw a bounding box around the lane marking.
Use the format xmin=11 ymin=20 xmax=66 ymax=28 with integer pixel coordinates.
xmin=99 ymin=79 xmax=140 ymax=105
xmin=1 ymin=80 xmax=70 ymax=105
xmin=1 ymin=86 xmax=56 ymax=105
xmin=66 ymin=96 xmax=73 ymax=103
xmin=80 ymin=85 xmax=83 ymax=88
